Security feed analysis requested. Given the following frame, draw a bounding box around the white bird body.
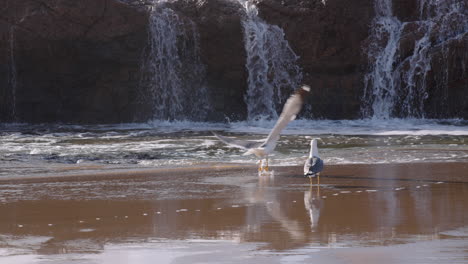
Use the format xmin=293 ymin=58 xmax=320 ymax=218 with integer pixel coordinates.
xmin=304 ymin=139 xmax=324 ymax=179
xmin=244 ymin=146 xmax=271 ymax=158
xmin=214 ymin=85 xmax=311 ymax=171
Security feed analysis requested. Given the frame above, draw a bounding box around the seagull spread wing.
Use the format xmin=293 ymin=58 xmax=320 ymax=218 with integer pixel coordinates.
xmin=212 ymin=132 xmax=264 ymax=150
xmin=213 ymin=85 xmax=310 ymax=158
xmin=261 ymin=85 xmax=310 ymax=150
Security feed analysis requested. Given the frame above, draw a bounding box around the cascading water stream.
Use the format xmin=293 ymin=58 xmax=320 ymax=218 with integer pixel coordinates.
xmin=240 ymin=0 xmax=303 ymax=121
xmin=139 ymin=3 xmax=208 ymax=121
xmin=6 ymin=25 xmax=17 ymax=121
xmin=361 ymin=0 xmax=402 ymax=119
xmin=362 ymin=0 xmax=468 ymax=119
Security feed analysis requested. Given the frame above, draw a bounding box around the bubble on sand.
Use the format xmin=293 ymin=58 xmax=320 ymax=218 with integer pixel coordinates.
xmin=18 ymin=224 xmax=23 ymax=228
xmin=48 ymin=224 xmax=53 ymax=227
xmin=125 ymin=216 xmax=128 ymax=219
xmin=231 ymin=205 xmax=240 ymax=208
xmin=217 ymin=208 xmax=222 ymax=210
xmin=356 ymin=191 xmax=362 ymax=193
xmin=416 ymin=186 xmax=421 ymax=189
xmin=78 ymin=220 xmax=84 ymax=224
xmin=96 ymin=218 xmax=101 ymax=221
xmin=143 ymin=213 xmax=148 ymax=216
xmin=436 ymin=181 xmax=444 ymax=184
xmin=322 ymin=196 xmax=327 ymax=199
xmin=366 ymin=190 xmax=377 ymax=192
xmin=79 ymin=228 xmax=95 ymax=233
xmin=333 ymin=193 xmax=339 ymax=196
xmin=156 ymin=211 xmax=161 ymax=214
xmin=340 ymin=191 xmax=351 ymax=194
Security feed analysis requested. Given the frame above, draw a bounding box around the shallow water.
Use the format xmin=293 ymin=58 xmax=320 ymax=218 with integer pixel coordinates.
xmin=0 ymin=164 xmax=467 ymax=263
xmin=1 ymin=119 xmax=468 ymax=178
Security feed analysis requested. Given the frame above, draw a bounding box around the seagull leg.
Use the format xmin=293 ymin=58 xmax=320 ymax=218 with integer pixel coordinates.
xmin=258 ymin=160 xmax=263 ymax=172
xmin=317 ymin=173 xmax=320 ymax=186
xmin=309 ymin=176 xmax=313 ymax=185
xmin=264 ymin=156 xmax=269 ymax=172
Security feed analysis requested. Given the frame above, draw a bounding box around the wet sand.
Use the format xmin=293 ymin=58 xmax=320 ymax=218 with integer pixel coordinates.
xmin=0 ymin=162 xmax=467 ymax=263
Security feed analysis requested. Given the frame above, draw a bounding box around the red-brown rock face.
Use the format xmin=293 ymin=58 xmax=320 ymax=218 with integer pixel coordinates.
xmin=0 ymin=0 xmax=149 ymax=123
xmin=0 ymin=0 xmax=466 ymax=123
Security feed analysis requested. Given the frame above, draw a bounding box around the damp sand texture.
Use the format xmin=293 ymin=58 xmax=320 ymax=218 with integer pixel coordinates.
xmin=0 ymin=163 xmax=467 ymax=264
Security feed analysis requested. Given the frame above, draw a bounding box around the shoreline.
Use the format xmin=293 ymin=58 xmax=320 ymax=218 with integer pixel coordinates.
xmin=1 ymin=161 xmax=467 ymax=184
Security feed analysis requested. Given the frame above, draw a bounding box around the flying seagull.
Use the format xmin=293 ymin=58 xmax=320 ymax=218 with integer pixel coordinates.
xmin=304 ymin=139 xmax=324 ymax=184
xmin=213 ymin=85 xmax=311 ymax=172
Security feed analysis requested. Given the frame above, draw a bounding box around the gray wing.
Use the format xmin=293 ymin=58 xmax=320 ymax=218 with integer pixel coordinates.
xmin=212 ymin=132 xmax=264 ymax=150
xmin=305 ymin=157 xmax=324 ymax=176
xmin=263 ymin=87 xmax=308 ymax=148
xmin=304 ymin=157 xmax=314 ymax=175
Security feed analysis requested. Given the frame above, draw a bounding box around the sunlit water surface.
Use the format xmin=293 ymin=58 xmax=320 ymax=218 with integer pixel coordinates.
xmin=1 ymin=119 xmax=468 ymax=177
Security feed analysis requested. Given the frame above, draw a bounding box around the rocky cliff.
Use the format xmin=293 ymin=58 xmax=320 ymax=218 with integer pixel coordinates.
xmin=255 ymin=0 xmax=374 ymax=119
xmin=0 ymin=0 xmax=149 ymax=123
xmin=0 ymin=0 xmax=466 ymax=123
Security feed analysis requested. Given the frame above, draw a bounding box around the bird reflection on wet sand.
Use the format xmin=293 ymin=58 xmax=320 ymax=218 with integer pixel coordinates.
xmin=304 ymin=182 xmax=324 ymax=230
xmin=244 ymin=173 xmax=307 ymax=246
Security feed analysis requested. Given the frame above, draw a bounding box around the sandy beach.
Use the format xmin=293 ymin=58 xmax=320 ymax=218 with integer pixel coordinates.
xmin=0 ymin=162 xmax=467 ymax=263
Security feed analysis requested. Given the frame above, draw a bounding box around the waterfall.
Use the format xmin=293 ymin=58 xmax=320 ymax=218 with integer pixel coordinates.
xmin=139 ymin=4 xmax=208 ymax=121
xmin=361 ymin=0 xmax=403 ymax=119
xmin=362 ymin=0 xmax=468 ymax=119
xmin=6 ymin=25 xmax=17 ymax=121
xmin=240 ymin=1 xmax=303 ymax=121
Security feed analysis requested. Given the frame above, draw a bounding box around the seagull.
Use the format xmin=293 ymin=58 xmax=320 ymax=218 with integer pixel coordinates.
xmin=304 ymin=139 xmax=324 ymax=184
xmin=213 ymin=84 xmax=311 ymax=172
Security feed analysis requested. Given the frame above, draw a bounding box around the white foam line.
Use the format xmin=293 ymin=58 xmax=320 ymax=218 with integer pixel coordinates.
xmin=4 ymin=118 xmax=467 ymax=136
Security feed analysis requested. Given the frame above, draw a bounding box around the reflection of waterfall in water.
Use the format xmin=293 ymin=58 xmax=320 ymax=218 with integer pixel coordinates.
xmin=139 ymin=6 xmax=208 ymax=121
xmin=6 ymin=26 xmax=17 ymax=121
xmin=362 ymin=0 xmax=468 ymax=119
xmin=240 ymin=1 xmax=303 ymax=121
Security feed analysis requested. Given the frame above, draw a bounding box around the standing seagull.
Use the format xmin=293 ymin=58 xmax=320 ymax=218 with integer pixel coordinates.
xmin=304 ymin=139 xmax=324 ymax=184
xmin=213 ymin=85 xmax=311 ymax=172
